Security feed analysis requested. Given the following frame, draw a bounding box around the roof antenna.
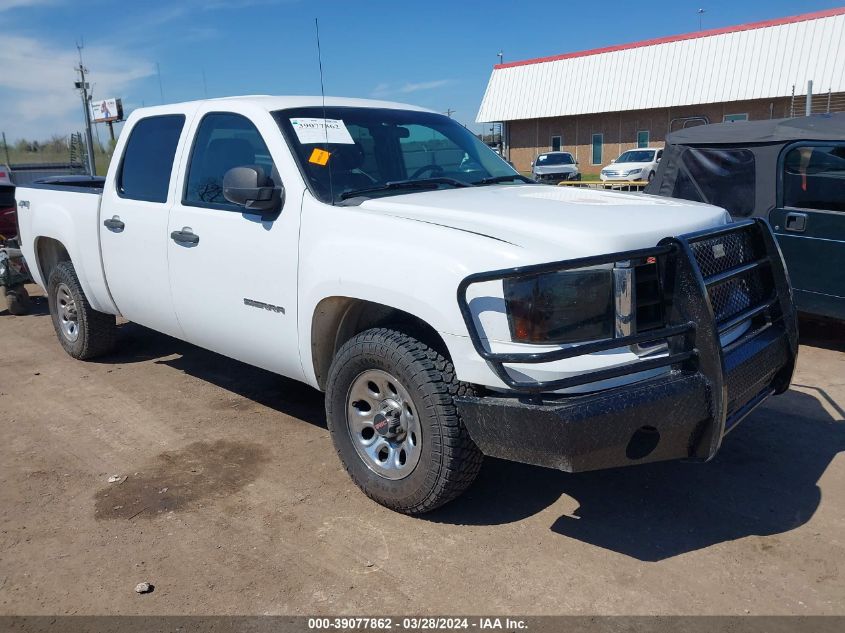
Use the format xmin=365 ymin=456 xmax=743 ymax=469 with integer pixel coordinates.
xmin=315 ymin=17 xmax=334 ymax=203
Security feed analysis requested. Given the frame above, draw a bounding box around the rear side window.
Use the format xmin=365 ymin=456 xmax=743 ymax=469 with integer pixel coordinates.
xmin=782 ymin=145 xmax=845 ymax=212
xmin=680 ymin=148 xmax=755 ymax=217
xmin=118 ymin=115 xmax=185 ymax=203
xmin=184 ymin=112 xmax=275 ymax=210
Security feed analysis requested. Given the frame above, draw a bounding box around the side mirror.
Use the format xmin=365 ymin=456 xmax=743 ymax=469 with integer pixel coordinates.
xmin=223 ymin=166 xmax=283 ymax=218
xmin=610 ymin=158 xmax=616 ymax=163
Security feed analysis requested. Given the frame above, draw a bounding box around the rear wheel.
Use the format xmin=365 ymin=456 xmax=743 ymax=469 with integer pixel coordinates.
xmin=326 ymin=328 xmax=482 ymax=514
xmin=47 ymin=261 xmax=116 ymax=359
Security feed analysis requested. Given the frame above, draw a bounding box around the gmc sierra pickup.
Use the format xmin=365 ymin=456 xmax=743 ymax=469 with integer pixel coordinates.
xmin=15 ymin=96 xmax=798 ymax=514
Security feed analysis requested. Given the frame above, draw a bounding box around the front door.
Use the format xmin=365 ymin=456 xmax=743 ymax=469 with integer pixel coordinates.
xmin=167 ymin=109 xmax=304 ymax=380
xmin=770 ymin=143 xmax=845 ymax=320
xmin=99 ymin=112 xmax=189 ymax=338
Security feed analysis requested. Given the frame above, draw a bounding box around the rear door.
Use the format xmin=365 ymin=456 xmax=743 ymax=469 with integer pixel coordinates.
xmin=99 ymin=112 xmax=192 ymax=337
xmin=166 ymin=107 xmax=304 ymax=379
xmin=770 ymin=143 xmax=845 ymax=320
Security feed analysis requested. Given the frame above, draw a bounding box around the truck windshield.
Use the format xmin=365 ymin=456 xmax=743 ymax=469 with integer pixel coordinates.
xmin=274 ymin=107 xmax=522 ymax=204
xmin=617 ymin=150 xmax=655 ymax=163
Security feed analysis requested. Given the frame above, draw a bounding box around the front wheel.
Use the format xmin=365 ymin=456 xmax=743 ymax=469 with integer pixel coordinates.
xmin=47 ymin=261 xmax=116 ymax=359
xmin=325 ymin=328 xmax=482 ymax=514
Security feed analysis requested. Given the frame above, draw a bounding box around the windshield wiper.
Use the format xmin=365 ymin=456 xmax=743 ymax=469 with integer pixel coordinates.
xmin=339 ymin=177 xmax=470 ymax=200
xmin=472 ymin=174 xmax=535 ymax=186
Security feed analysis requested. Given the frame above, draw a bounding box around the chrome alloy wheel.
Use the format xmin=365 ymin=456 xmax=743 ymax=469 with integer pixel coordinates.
xmin=346 ymin=369 xmax=422 ymax=480
xmin=56 ymin=282 xmax=80 ymax=342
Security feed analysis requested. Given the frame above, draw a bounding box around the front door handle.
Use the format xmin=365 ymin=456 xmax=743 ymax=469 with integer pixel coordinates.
xmin=103 ymin=216 xmax=125 ymax=232
xmin=170 ymin=227 xmax=200 ymax=245
xmin=785 ymin=212 xmax=807 ymax=233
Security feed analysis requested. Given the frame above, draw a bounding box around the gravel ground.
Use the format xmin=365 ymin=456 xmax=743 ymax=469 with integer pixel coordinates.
xmin=0 ymin=287 xmax=843 ymax=615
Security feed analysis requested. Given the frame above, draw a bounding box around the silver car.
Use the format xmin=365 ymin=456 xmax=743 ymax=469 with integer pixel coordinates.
xmin=531 ymin=151 xmax=580 ymax=183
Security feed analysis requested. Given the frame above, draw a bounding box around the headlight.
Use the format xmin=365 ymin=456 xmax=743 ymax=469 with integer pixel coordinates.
xmin=504 ymin=268 xmax=614 ymax=344
xmin=624 ymin=168 xmax=642 ymax=176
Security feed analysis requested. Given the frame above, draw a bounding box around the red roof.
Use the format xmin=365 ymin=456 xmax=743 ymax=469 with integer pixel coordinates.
xmin=494 ymin=7 xmax=845 ymax=69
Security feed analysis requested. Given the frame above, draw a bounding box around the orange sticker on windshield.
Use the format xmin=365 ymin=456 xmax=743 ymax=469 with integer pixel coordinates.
xmin=309 ymin=148 xmax=331 ymax=166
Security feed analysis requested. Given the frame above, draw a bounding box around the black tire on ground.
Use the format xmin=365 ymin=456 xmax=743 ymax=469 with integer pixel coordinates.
xmin=4 ymin=285 xmax=30 ymax=315
xmin=325 ymin=328 xmax=483 ymax=514
xmin=47 ymin=261 xmax=116 ymax=360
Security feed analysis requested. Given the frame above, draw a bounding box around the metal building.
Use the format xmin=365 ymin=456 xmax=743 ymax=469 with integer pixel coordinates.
xmin=477 ymin=7 xmax=845 ymax=175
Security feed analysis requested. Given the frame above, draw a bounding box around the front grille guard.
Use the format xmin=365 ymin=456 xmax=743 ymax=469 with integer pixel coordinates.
xmin=456 ymin=218 xmax=798 ymax=403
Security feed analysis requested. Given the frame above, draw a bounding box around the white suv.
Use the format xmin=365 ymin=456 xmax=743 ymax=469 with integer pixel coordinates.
xmin=600 ymin=148 xmax=663 ymax=182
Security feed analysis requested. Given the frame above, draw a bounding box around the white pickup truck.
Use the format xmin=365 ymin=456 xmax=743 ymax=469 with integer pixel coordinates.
xmin=16 ymin=96 xmax=798 ymax=514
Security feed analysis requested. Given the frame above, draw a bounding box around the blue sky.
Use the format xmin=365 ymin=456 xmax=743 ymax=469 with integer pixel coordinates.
xmin=1 ymin=0 xmax=843 ymax=141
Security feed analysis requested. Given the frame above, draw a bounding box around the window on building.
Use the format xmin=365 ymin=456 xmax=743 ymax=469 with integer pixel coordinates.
xmin=118 ymin=115 xmax=185 ymax=203
xmin=591 ymin=133 xmax=603 ymax=165
xmin=782 ymin=145 xmax=845 ymax=212
xmin=184 ymin=112 xmax=276 ymax=210
xmin=676 ymin=147 xmax=756 ymax=216
xmin=637 ymin=130 xmax=649 ymax=148
xmin=551 ymin=135 xmax=562 ymax=152
xmin=723 ymin=113 xmax=748 ymax=123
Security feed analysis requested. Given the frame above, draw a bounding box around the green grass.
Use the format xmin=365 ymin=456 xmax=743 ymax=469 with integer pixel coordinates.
xmin=3 ymin=148 xmax=114 ymax=177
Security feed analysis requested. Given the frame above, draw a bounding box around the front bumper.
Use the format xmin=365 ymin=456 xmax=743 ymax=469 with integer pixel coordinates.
xmin=534 ymin=171 xmax=579 ymax=183
xmin=600 ymin=172 xmax=644 ymax=181
xmin=455 ymin=219 xmax=798 ymax=472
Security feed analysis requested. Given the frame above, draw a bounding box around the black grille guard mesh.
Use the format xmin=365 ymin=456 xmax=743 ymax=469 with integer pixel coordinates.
xmin=456 ymin=218 xmax=798 ymax=397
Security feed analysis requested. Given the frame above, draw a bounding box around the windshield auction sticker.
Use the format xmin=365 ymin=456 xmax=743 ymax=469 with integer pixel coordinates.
xmin=290 ymin=118 xmax=354 ymax=145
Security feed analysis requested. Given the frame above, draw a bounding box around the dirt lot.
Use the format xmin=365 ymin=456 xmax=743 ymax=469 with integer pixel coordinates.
xmin=1 ymin=287 xmax=843 ymax=615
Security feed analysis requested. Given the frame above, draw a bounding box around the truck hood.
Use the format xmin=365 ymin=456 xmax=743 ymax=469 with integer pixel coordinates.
xmin=359 ymin=184 xmax=730 ymax=259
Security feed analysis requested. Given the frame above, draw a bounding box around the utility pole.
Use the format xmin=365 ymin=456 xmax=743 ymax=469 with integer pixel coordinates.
xmin=74 ymin=42 xmax=96 ymax=176
xmin=444 ymin=108 xmax=455 ymax=118
xmin=1 ymin=132 xmax=11 ymax=166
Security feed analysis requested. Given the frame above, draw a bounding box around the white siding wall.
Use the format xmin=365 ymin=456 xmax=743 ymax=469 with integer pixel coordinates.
xmin=477 ymin=11 xmax=845 ymax=122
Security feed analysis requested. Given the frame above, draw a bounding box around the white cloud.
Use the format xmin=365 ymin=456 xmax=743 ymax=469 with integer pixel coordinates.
xmin=0 ymin=35 xmax=154 ymax=139
xmin=371 ymin=79 xmax=456 ymax=98
xmin=0 ymin=0 xmax=54 ymax=12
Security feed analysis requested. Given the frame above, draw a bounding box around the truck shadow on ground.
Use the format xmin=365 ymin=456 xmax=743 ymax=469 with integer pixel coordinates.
xmin=96 ymin=321 xmax=327 ymax=428
xmin=0 ymin=293 xmax=49 ymax=316
xmin=429 ymin=387 xmax=844 ymax=561
xmin=100 ymin=321 xmax=843 ymax=562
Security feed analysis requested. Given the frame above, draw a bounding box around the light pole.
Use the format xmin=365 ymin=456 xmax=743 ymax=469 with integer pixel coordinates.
xmin=74 ymin=43 xmax=96 ymax=176
xmin=497 ymin=50 xmax=503 ymax=65
xmin=697 ymin=8 xmax=705 ymax=30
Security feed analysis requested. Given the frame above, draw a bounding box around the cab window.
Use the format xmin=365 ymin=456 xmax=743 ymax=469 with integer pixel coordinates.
xmin=118 ymin=115 xmax=185 ymax=203
xmin=184 ymin=112 xmax=276 ymax=210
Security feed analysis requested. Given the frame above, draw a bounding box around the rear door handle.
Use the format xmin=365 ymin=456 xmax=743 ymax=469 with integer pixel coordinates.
xmin=170 ymin=228 xmax=200 ymax=245
xmin=103 ymin=216 xmax=125 ymax=232
xmin=784 ymin=212 xmax=807 ymax=233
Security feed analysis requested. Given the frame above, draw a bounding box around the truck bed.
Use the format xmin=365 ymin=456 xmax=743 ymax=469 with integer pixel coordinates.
xmin=15 ymin=182 xmax=117 ymax=315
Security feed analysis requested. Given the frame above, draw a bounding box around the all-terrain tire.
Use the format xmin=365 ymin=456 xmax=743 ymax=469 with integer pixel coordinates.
xmin=326 ymin=328 xmax=483 ymax=514
xmin=47 ymin=261 xmax=116 ymax=359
